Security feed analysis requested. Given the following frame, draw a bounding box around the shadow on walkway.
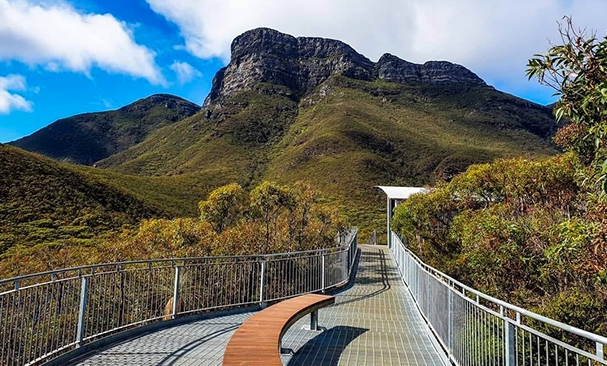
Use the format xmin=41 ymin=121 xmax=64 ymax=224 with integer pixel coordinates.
xmin=156 ymin=325 xmax=240 ymax=366
xmin=287 ymin=326 xmax=368 ymax=366
xmin=330 ymin=248 xmax=391 ymax=307
xmin=67 ymin=321 xmax=242 ymax=366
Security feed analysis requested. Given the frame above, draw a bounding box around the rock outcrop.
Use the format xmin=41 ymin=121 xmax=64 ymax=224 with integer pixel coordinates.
xmin=375 ymin=53 xmax=486 ymax=86
xmin=204 ymin=28 xmax=487 ymax=106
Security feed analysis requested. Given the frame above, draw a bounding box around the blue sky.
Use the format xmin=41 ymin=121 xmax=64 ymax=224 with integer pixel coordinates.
xmin=1 ymin=0 xmax=606 ymax=143
xmin=0 ymin=0 xmax=224 ymax=142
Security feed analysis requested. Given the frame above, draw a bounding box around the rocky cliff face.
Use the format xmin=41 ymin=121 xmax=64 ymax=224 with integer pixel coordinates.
xmin=204 ymin=28 xmax=487 ymax=106
xmin=376 ymin=53 xmax=486 ymax=86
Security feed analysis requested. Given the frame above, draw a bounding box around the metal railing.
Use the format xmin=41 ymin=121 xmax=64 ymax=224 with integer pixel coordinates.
xmin=0 ymin=230 xmax=358 ymax=366
xmin=390 ymin=232 xmax=607 ymax=366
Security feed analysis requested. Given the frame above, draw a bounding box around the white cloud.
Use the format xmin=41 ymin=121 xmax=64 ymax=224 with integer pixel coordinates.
xmin=0 ymin=74 xmax=33 ymax=114
xmin=170 ymin=61 xmax=202 ymax=84
xmin=146 ymin=0 xmax=607 ymax=97
xmin=102 ymin=98 xmax=115 ymax=109
xmin=0 ymin=0 xmax=165 ymax=85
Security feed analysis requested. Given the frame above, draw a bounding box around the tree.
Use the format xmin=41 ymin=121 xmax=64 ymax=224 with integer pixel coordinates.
xmin=526 ymin=16 xmax=607 ymax=193
xmin=249 ymin=181 xmax=296 ymax=250
xmin=198 ymin=183 xmax=245 ymax=233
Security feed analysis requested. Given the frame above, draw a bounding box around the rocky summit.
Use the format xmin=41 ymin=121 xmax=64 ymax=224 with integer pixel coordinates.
xmin=204 ymin=28 xmax=486 ymax=106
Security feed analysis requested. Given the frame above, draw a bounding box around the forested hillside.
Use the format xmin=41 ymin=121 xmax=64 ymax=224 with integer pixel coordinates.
xmin=0 ymin=144 xmax=164 ymax=263
xmin=392 ymin=154 xmax=607 ymax=338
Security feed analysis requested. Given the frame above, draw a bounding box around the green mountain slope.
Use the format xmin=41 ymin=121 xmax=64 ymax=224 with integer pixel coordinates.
xmin=75 ymin=166 xmax=237 ymax=218
xmin=95 ymin=77 xmax=557 ymax=234
xmin=97 ymin=84 xmax=299 ymax=180
xmin=9 ymin=28 xmax=560 ymax=239
xmin=10 ymin=94 xmax=200 ymax=165
xmin=265 ymin=77 xmax=557 ymax=230
xmin=0 ymin=144 xmax=165 ymax=254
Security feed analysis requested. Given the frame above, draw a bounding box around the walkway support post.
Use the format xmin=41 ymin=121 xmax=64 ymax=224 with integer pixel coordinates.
xmin=310 ymin=310 xmax=319 ymax=331
xmin=448 ymin=290 xmax=454 ymax=351
xmin=321 ymin=253 xmax=326 ymax=293
xmin=504 ymin=318 xmax=515 ymax=366
xmin=387 ymin=197 xmax=391 ymax=248
xmin=172 ymin=266 xmax=181 ymax=319
xmin=76 ymin=276 xmax=89 ymax=347
xmin=259 ymin=260 xmax=266 ymax=303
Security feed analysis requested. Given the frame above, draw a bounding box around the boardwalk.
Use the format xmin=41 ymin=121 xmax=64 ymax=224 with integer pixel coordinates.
xmin=72 ymin=245 xmax=449 ymax=366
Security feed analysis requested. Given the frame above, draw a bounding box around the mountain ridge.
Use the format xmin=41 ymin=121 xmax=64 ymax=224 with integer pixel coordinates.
xmin=204 ymin=28 xmax=487 ymax=107
xmin=10 ymin=94 xmax=200 ymax=165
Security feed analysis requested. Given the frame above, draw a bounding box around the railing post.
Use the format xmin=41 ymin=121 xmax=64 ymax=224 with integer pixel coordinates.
xmin=172 ymin=266 xmax=181 ymax=319
xmin=321 ymin=253 xmax=326 ymax=293
xmin=387 ymin=201 xmax=391 ymax=248
xmin=598 ymin=342 xmax=605 ymax=361
xmin=504 ymin=319 xmax=516 ymax=366
xmin=448 ymin=290 xmax=454 ymax=351
xmin=347 ymin=242 xmax=352 ymax=271
xmin=259 ymin=260 xmax=266 ymax=303
xmin=425 ymin=272 xmax=430 ymax=315
xmin=76 ymin=276 xmax=89 ymax=347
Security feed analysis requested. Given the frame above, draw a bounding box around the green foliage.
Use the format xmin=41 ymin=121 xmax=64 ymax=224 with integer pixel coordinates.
xmin=199 ymin=183 xmax=245 ymax=232
xmin=202 ymin=181 xmax=346 ymax=254
xmin=531 ymin=290 xmax=607 ymax=346
xmin=392 ymin=153 xmax=607 ymax=336
xmin=527 ymin=17 xmax=607 ymax=194
xmin=0 ymin=145 xmax=162 ymax=255
xmin=0 ymin=180 xmax=345 ymax=279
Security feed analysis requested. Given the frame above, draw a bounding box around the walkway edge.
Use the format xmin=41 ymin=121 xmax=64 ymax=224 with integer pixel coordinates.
xmin=52 ymin=306 xmax=263 ymax=366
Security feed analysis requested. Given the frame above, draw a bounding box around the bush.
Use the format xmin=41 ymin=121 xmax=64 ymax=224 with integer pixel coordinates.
xmin=391 ymin=154 xmax=607 ymax=336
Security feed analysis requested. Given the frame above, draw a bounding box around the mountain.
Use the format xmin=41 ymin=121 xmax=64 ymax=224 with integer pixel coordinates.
xmin=0 ymin=144 xmax=164 ymax=254
xmin=10 ymin=94 xmax=200 ymax=165
xmin=12 ymin=28 xmax=560 ymax=235
xmin=203 ymin=28 xmax=486 ymax=106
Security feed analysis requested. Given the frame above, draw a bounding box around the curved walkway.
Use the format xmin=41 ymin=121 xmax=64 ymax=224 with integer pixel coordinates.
xmin=72 ymin=245 xmax=449 ymax=366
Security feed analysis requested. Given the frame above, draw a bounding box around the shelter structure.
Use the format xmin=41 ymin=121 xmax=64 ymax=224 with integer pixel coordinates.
xmin=375 ymin=186 xmax=427 ymax=248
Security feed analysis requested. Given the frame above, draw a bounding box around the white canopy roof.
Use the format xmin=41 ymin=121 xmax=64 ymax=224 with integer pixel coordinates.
xmin=375 ymin=186 xmax=427 ymax=200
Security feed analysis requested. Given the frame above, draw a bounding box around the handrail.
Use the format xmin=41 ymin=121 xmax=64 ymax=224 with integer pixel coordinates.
xmin=390 ymin=232 xmax=606 ymax=365
xmin=0 ymin=244 xmax=349 ymax=289
xmin=403 ymin=238 xmax=607 ymax=346
xmin=0 ymin=229 xmax=358 ymax=366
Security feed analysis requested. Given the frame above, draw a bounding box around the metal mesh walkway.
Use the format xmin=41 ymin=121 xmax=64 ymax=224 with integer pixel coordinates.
xmin=72 ymin=245 xmax=449 ymax=365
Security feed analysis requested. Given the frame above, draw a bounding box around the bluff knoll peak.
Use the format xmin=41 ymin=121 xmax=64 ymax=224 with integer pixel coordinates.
xmin=205 ymin=27 xmax=486 ymax=106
